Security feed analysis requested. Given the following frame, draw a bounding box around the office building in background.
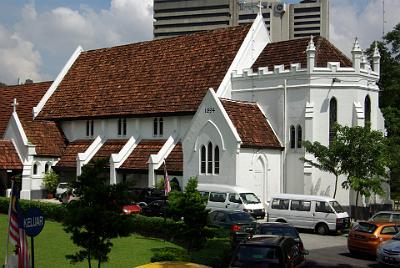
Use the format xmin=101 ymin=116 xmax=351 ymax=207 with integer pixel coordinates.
xmin=153 ymin=0 xmax=329 ymax=42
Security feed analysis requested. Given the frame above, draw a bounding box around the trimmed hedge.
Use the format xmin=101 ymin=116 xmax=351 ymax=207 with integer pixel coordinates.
xmin=0 ymin=197 xmax=66 ymax=222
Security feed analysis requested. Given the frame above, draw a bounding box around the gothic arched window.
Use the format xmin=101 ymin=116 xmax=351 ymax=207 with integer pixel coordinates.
xmin=329 ymin=97 xmax=337 ymax=144
xmin=207 ymin=142 xmax=213 ymax=174
xmin=200 ymin=145 xmax=206 ymax=174
xmin=297 ymin=125 xmax=302 ymax=148
xmin=365 ymin=95 xmax=371 ymax=126
xmin=33 ymin=163 xmax=38 ymax=175
xmin=290 ymin=125 xmax=296 ymax=148
xmin=214 ymin=146 xmax=220 ymax=174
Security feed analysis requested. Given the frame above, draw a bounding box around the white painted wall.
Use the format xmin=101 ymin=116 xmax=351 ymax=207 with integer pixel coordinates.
xmin=60 ymin=116 xmax=193 ymax=142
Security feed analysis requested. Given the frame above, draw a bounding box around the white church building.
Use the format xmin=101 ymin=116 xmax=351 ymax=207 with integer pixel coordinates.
xmin=0 ymin=12 xmax=389 ymax=210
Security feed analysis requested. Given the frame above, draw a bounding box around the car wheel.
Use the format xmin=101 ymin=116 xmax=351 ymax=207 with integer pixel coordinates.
xmin=316 ymin=223 xmax=328 ymax=235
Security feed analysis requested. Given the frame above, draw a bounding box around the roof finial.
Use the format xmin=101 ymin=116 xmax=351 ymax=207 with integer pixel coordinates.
xmin=307 ymin=35 xmax=315 ymax=51
xmin=352 ymin=37 xmax=362 ymax=52
xmin=257 ymin=0 xmax=263 ymax=16
xmin=11 ymin=98 xmax=18 ymax=113
xmin=373 ymin=41 xmax=381 ymax=58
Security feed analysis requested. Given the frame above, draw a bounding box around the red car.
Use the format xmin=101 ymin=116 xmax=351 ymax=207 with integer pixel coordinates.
xmin=122 ymin=203 xmax=142 ymax=215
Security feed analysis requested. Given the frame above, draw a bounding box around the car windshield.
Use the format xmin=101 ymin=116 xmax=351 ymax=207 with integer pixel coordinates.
xmin=232 ymin=245 xmax=281 ymax=265
xmin=354 ymin=222 xmax=377 ymax=234
xmin=58 ymin=184 xmax=68 ymax=189
xmin=240 ymin=193 xmax=261 ymax=204
xmin=229 ymin=212 xmax=254 ymax=222
xmin=257 ymin=226 xmax=299 ymax=238
xmin=329 ymin=201 xmax=345 ymax=213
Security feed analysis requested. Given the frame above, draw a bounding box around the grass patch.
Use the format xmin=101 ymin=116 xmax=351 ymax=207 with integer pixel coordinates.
xmin=0 ymin=213 xmax=182 ymax=267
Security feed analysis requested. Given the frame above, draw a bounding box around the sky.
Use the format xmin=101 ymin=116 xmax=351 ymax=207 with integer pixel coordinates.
xmin=0 ymin=0 xmax=399 ymax=85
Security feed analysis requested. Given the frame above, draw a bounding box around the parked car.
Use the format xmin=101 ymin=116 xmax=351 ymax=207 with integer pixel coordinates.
xmin=229 ymin=235 xmax=307 ymax=268
xmin=369 ymin=211 xmax=400 ymax=223
xmin=267 ymin=193 xmax=350 ymax=235
xmin=198 ymin=184 xmax=265 ymax=219
xmin=55 ymin=182 xmax=69 ymax=200
xmin=377 ymin=231 xmax=400 ymax=267
xmin=208 ymin=210 xmax=257 ymax=244
xmin=127 ymin=187 xmax=166 ymax=204
xmin=60 ymin=188 xmax=79 ymax=204
xmin=254 ymin=222 xmax=306 ymax=253
xmin=347 ymin=221 xmax=400 ymax=256
xmin=141 ymin=200 xmax=169 ymax=217
xmin=122 ymin=202 xmax=142 ymax=215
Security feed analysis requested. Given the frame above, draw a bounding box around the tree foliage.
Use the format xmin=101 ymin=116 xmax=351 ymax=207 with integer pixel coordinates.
xmin=367 ymin=23 xmax=400 ymax=199
xmin=301 ymin=139 xmax=345 ymax=198
xmin=168 ymin=177 xmax=209 ymax=252
xmin=43 ymin=170 xmax=60 ymax=194
xmin=62 ymin=159 xmax=131 ymax=268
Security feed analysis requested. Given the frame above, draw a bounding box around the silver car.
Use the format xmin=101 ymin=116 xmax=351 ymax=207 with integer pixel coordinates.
xmin=377 ymin=232 xmax=400 ymax=267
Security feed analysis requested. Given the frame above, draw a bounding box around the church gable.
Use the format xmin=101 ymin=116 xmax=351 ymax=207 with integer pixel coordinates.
xmin=36 ymin=25 xmax=251 ymax=120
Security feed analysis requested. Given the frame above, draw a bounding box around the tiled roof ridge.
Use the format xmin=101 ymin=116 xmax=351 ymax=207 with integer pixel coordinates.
xmin=314 ymin=36 xmax=352 ymax=64
xmin=0 ymin=80 xmax=53 ymax=89
xmin=219 ymin=98 xmax=258 ymax=106
xmin=83 ymin=24 xmax=251 ymax=54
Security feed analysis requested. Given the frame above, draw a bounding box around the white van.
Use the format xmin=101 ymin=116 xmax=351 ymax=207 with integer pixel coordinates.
xmin=197 ymin=183 xmax=265 ymax=219
xmin=267 ymin=194 xmax=350 ymax=235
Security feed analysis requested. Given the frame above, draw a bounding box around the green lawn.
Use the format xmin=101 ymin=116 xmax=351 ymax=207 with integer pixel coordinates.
xmin=0 ymin=214 xmax=182 ymax=267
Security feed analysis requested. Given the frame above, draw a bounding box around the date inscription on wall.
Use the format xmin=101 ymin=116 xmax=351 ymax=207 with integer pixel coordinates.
xmin=204 ymin=107 xmax=215 ymax=114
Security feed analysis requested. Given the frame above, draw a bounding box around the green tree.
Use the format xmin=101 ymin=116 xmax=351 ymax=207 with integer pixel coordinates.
xmin=168 ymin=177 xmax=209 ymax=253
xmin=301 ymin=140 xmax=345 ymax=198
xmin=335 ymin=124 xmax=390 ymax=219
xmin=62 ymin=159 xmax=131 ymax=268
xmin=367 ymin=23 xmax=400 ymax=199
xmin=43 ymin=170 xmax=60 ymax=195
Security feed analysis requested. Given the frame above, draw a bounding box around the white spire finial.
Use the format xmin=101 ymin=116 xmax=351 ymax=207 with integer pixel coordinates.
xmin=352 ymin=37 xmax=362 ymax=52
xmin=373 ymin=41 xmax=381 ymax=58
xmin=307 ymin=35 xmax=315 ymax=51
xmin=11 ymin=98 xmax=18 ymax=113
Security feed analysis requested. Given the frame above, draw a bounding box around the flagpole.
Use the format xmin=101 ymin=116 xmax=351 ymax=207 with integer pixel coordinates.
xmin=4 ymin=180 xmax=14 ymax=266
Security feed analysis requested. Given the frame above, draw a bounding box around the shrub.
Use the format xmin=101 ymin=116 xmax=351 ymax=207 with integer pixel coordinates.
xmin=43 ymin=170 xmax=60 ymax=194
xmin=0 ymin=197 xmax=66 ymax=222
xmin=150 ymin=247 xmax=189 ymax=262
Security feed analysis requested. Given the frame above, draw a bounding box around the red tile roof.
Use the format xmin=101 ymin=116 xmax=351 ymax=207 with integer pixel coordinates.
xmin=0 ymin=82 xmax=66 ymax=156
xmin=55 ymin=140 xmax=93 ymax=168
xmin=221 ymin=99 xmax=282 ymax=149
xmin=37 ymin=25 xmax=251 ymax=120
xmin=119 ymin=140 xmax=182 ymax=172
xmin=120 ymin=140 xmax=165 ymax=171
xmin=252 ymin=36 xmax=352 ymax=71
xmin=90 ymin=139 xmax=127 ymax=166
xmin=158 ymin=142 xmax=183 ymax=173
xmin=0 ymin=140 xmax=22 ymax=170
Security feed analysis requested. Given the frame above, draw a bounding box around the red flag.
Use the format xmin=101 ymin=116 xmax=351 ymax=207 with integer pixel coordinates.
xmin=8 ymin=184 xmax=30 ymax=268
xmin=163 ymin=161 xmax=171 ymax=196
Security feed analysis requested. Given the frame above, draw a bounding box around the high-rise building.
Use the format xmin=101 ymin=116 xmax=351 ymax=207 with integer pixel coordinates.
xmin=153 ymin=0 xmax=329 ymax=42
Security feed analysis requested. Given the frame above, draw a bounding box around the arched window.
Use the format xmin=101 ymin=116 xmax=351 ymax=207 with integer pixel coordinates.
xmin=33 ymin=163 xmax=38 ymax=175
xmin=297 ymin=125 xmax=302 ymax=148
xmin=45 ymin=163 xmax=50 ymax=173
xmin=329 ymin=97 xmax=337 ymax=144
xmin=214 ymin=146 xmax=220 ymax=174
xmin=200 ymin=145 xmax=206 ymax=174
xmin=290 ymin=125 xmax=296 ymax=148
xmin=207 ymin=142 xmax=213 ymax=174
xmin=364 ymin=95 xmax=371 ymax=126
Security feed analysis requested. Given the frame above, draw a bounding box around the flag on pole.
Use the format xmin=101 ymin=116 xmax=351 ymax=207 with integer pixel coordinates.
xmin=163 ymin=160 xmax=171 ymax=196
xmin=8 ymin=183 xmax=30 ymax=268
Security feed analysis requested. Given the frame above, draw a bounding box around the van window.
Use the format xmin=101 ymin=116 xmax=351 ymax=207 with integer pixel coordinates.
xmin=240 ymin=193 xmax=261 ymax=204
xmin=290 ymin=200 xmax=311 ymax=211
xmin=271 ymin=199 xmax=289 ymax=210
xmin=209 ymin=192 xmax=227 ymax=203
xmin=329 ymin=201 xmax=345 ymax=213
xmin=199 ymin=191 xmax=209 ymax=199
xmin=315 ymin=201 xmax=333 ymax=213
xmin=229 ymin=193 xmax=242 ymax=204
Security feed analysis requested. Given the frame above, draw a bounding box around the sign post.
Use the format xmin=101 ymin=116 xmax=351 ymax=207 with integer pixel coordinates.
xmin=23 ymin=207 xmax=45 ymax=268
